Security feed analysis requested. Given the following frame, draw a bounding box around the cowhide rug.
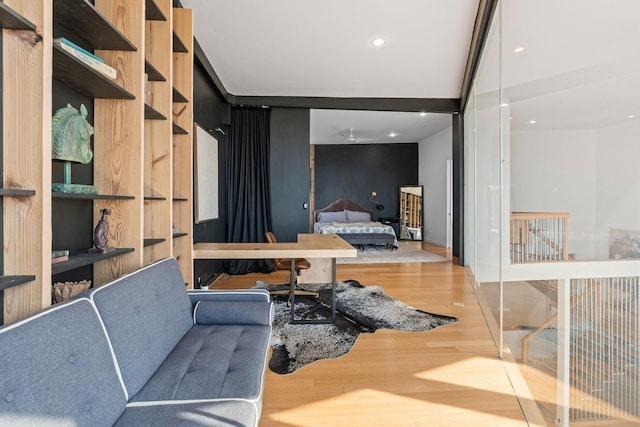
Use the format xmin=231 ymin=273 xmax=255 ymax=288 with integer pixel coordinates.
xmin=252 ymin=280 xmax=459 ymax=374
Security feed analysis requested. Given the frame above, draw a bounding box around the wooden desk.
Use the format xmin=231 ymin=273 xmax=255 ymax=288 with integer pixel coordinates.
xmin=193 ymin=234 xmax=356 ymax=323
xmin=193 ymin=233 xmax=355 ymax=260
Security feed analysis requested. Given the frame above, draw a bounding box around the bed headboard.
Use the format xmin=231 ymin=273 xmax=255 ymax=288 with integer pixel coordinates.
xmin=313 ymin=198 xmax=374 ymax=222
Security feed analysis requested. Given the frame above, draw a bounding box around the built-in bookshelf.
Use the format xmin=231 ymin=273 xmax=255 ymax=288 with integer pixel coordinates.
xmin=172 ymin=7 xmax=194 ymax=286
xmin=1 ymin=0 xmax=50 ymax=325
xmin=0 ymin=0 xmax=194 ymax=324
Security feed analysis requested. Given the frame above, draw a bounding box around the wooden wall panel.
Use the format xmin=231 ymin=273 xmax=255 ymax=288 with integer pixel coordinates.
xmin=93 ymin=0 xmax=144 ymax=284
xmin=2 ymin=0 xmax=52 ymax=322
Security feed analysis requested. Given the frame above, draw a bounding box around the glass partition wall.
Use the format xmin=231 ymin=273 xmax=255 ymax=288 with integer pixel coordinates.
xmin=465 ymin=1 xmax=640 ymax=426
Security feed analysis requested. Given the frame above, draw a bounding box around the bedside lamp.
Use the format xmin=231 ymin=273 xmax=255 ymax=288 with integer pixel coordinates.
xmin=369 ymin=192 xmax=385 ymax=211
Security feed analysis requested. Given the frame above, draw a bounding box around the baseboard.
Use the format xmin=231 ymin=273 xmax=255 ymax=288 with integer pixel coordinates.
xmin=424 ymin=237 xmax=446 ymax=247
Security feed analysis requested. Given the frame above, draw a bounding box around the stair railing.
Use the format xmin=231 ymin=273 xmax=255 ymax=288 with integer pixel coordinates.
xmin=511 ymin=212 xmax=569 ymax=262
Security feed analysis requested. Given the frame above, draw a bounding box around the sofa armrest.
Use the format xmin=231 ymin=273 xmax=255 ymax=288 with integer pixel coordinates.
xmin=188 ymin=289 xmax=270 ymax=304
xmin=193 ymin=300 xmax=272 ymax=326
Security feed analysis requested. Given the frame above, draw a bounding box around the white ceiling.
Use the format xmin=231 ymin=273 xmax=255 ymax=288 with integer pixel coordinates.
xmin=180 ymin=0 xmax=480 ymax=144
xmin=181 ymin=0 xmax=479 ymax=99
xmin=309 ymin=110 xmax=451 ymax=145
xmin=181 ymin=0 xmax=640 ymax=141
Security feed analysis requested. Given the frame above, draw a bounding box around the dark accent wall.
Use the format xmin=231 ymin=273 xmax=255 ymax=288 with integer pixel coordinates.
xmin=269 ymin=108 xmax=311 ymax=242
xmin=315 ymin=143 xmax=418 ymax=220
xmin=192 ymin=62 xmax=229 ymax=285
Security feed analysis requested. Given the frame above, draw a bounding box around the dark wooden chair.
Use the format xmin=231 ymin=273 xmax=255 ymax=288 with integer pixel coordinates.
xmin=264 ymin=232 xmax=318 ymax=302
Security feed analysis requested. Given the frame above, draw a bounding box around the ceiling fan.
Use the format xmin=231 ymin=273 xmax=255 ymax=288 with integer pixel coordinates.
xmin=338 ymin=128 xmax=378 ymax=144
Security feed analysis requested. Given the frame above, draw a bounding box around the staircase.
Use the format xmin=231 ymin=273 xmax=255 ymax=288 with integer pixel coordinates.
xmin=520 ymin=278 xmax=640 ymax=425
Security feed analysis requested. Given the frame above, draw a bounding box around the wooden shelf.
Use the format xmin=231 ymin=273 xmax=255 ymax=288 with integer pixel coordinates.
xmin=145 ymin=103 xmax=167 ymax=120
xmin=173 ymin=232 xmax=188 ymax=239
xmin=53 ymin=0 xmax=136 ymax=51
xmin=145 ymin=0 xmax=166 ymax=21
xmin=0 ymin=188 xmax=36 ymax=197
xmin=53 ymin=45 xmax=135 ymax=99
xmin=145 ymin=60 xmax=166 ymax=82
xmin=144 ymin=238 xmax=166 ymax=247
xmin=51 ymin=248 xmax=135 ymax=275
xmin=0 ymin=3 xmax=36 ymax=30
xmin=173 ymin=87 xmax=188 ymax=103
xmin=52 ymin=192 xmax=135 ymax=200
xmin=0 ymin=2 xmax=195 ymax=321
xmin=173 ymin=122 xmax=188 ymax=135
xmin=0 ymin=275 xmax=36 ymax=292
xmin=173 ymin=32 xmax=188 ymax=53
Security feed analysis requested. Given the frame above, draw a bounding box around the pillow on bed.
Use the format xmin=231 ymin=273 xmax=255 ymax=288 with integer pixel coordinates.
xmin=345 ymin=210 xmax=371 ymax=222
xmin=317 ymin=210 xmax=348 ymax=223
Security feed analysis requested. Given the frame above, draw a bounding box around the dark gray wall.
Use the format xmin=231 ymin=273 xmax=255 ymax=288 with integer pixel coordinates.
xmin=315 ymin=143 xmax=419 ymax=220
xmin=269 ymin=108 xmax=311 ymax=242
xmin=192 ymin=62 xmax=229 ymax=285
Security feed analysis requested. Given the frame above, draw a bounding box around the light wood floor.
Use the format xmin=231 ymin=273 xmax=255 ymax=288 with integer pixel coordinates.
xmin=212 ymin=242 xmax=529 ymax=426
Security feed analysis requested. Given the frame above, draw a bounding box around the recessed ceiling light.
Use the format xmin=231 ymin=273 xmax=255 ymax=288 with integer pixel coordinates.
xmin=628 ymin=114 xmax=636 ymax=119
xmin=529 ymin=120 xmax=536 ymax=124
xmin=371 ymin=38 xmax=386 ymax=47
xmin=514 ymin=46 xmax=525 ymax=53
xmin=389 ymin=132 xmax=397 ymax=137
xmin=419 ymin=112 xmax=427 ymax=117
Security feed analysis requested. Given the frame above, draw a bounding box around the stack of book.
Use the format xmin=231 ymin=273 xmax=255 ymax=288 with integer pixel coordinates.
xmin=53 ymin=37 xmax=117 ymax=79
xmin=51 ymin=249 xmax=70 ymax=264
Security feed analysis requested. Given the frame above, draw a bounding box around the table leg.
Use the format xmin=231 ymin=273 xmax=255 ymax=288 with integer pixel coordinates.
xmin=331 ymin=257 xmax=336 ymax=322
xmin=289 ymin=258 xmax=296 ymax=321
xmin=289 ymin=257 xmax=337 ymax=325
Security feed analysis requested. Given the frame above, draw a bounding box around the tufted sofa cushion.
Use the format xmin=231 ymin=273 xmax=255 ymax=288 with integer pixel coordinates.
xmin=0 ymin=298 xmax=127 ymax=426
xmin=128 ymin=323 xmax=270 ymax=411
xmin=90 ymin=258 xmax=194 ymax=399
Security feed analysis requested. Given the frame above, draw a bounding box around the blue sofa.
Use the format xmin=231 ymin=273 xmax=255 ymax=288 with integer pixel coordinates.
xmin=0 ymin=257 xmax=272 ymax=426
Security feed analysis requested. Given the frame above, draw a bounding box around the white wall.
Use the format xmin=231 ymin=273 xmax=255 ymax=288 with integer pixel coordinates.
xmin=511 ymin=129 xmax=598 ymax=259
xmin=595 ymin=119 xmax=640 ymax=258
xmin=419 ymin=123 xmax=452 ymax=246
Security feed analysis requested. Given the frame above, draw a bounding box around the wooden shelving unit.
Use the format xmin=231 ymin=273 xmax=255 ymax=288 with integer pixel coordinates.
xmin=400 ymin=191 xmax=423 ymax=230
xmin=51 ymin=248 xmax=135 ymax=276
xmin=1 ymin=0 xmax=51 ymax=325
xmin=53 ymin=0 xmax=136 ymax=51
xmin=143 ymin=0 xmax=173 ymax=267
xmin=172 ymin=7 xmax=194 ymax=287
xmin=1 ymin=0 xmax=194 ymax=323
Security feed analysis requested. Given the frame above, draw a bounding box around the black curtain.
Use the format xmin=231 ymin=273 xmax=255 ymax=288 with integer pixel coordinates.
xmin=225 ymin=107 xmax=275 ymax=274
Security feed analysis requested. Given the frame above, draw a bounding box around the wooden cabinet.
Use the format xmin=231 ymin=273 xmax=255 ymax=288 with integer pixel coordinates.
xmin=1 ymin=0 xmax=194 ymax=325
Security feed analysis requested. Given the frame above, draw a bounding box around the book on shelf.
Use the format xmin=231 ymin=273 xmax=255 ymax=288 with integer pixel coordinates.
xmin=53 ymin=38 xmax=117 ymax=79
xmin=53 ymin=37 xmax=104 ymax=63
xmin=51 ymin=255 xmax=69 ymax=265
xmin=52 ymin=250 xmax=70 ymax=259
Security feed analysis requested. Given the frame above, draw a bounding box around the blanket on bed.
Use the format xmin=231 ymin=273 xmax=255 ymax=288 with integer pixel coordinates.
xmin=314 ymin=221 xmax=399 ymax=247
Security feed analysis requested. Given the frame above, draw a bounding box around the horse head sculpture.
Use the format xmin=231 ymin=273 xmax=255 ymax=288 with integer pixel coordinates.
xmin=52 ymin=103 xmax=94 ymax=164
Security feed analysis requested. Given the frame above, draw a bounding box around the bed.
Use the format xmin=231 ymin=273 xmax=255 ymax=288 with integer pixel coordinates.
xmin=313 ymin=198 xmax=398 ymax=250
